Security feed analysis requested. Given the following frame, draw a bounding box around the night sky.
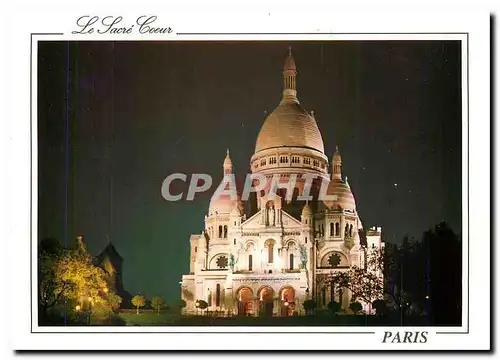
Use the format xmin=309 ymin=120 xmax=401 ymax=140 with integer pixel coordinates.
xmin=38 ymin=41 xmax=462 ymax=304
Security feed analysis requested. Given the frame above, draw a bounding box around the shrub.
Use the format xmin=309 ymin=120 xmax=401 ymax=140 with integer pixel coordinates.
xmin=349 ymin=301 xmax=363 ymax=314
xmin=303 ymin=299 xmax=317 ymax=316
xmin=373 ymin=299 xmax=388 ymax=315
xmin=327 ymin=300 xmax=341 ymax=314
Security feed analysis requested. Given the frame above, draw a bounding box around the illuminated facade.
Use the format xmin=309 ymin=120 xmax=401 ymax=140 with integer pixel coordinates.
xmin=180 ymin=49 xmax=383 ymax=316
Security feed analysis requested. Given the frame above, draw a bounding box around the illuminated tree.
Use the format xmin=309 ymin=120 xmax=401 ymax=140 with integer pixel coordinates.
xmin=38 ymin=237 xmax=121 ymax=322
xmin=91 ymin=292 xmax=122 ymax=319
xmin=330 ymin=266 xmax=383 ymax=312
xmin=131 ymin=295 xmax=146 ymax=314
xmin=151 ymin=296 xmax=166 ymax=315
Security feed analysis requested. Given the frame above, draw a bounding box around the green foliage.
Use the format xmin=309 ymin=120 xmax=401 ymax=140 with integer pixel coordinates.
xmin=38 ymin=237 xmax=122 ymax=323
xmin=302 ymin=299 xmax=317 ymax=315
xmin=132 ymin=295 xmax=146 ymax=314
xmin=151 ymin=296 xmax=166 ymax=314
xmin=330 ymin=251 xmax=384 ymax=306
xmin=349 ymin=301 xmax=363 ymax=314
xmin=327 ymin=300 xmax=341 ymax=314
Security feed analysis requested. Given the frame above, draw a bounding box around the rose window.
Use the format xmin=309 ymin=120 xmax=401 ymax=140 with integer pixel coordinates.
xmin=216 ymin=256 xmax=228 ymax=269
xmin=328 ymin=253 xmax=342 ymax=267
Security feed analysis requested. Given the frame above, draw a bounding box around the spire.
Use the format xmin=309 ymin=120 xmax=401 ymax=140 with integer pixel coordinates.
xmin=332 ymin=145 xmax=342 ymax=180
xmin=223 ymin=148 xmax=233 ymax=174
xmin=281 ymin=46 xmax=298 ymax=104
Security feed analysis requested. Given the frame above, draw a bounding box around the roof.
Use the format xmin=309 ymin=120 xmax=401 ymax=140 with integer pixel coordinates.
xmin=254 ymin=102 xmax=325 ymax=154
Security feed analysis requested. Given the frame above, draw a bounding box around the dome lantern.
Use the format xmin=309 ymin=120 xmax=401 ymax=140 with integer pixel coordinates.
xmin=332 ymin=145 xmax=342 ymax=180
xmin=282 ymin=46 xmax=298 ymax=104
xmin=223 ymin=148 xmax=233 ymax=175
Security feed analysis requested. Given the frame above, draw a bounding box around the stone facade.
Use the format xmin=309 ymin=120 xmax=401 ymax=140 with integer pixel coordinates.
xmin=180 ymin=48 xmax=383 ymax=316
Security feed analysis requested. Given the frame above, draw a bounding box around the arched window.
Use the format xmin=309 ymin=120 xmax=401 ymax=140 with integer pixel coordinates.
xmin=268 ymin=242 xmax=274 ymax=263
xmin=349 ymin=224 xmax=353 ymax=237
xmin=335 ymin=222 xmax=340 ymax=236
xmin=344 ymin=224 xmax=349 ymax=237
xmin=249 ymin=254 xmax=253 ymax=271
xmin=216 ymin=284 xmax=221 ymax=307
xmin=208 ymin=290 xmax=212 ymax=306
xmin=223 ymin=225 xmax=228 ymax=238
xmin=305 ymin=237 xmax=307 ymax=244
xmin=330 ymin=223 xmax=334 ymax=236
xmin=289 ymin=254 xmax=294 ymax=270
xmin=233 ymin=238 xmax=236 ymax=245
xmin=218 ymin=226 xmax=223 ymax=238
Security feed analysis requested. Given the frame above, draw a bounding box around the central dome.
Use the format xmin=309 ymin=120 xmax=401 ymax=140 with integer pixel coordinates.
xmin=254 ymin=47 xmax=325 ymax=155
xmin=255 ymin=102 xmax=324 ymax=154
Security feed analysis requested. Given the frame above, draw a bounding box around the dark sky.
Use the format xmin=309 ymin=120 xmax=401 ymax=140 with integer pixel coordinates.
xmin=38 ymin=41 xmax=462 ymax=304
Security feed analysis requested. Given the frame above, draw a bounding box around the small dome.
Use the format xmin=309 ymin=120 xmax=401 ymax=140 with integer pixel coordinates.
xmin=301 ymin=202 xmax=312 ymax=217
xmin=322 ymin=179 xmax=356 ymax=211
xmin=209 ymin=193 xmax=243 ymax=216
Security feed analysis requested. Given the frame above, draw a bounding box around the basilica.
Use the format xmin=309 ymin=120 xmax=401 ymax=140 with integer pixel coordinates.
xmin=180 ymin=48 xmax=383 ymax=316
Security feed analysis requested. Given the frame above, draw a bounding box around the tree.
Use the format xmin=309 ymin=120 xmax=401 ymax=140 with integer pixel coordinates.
xmin=303 ymin=299 xmax=317 ymax=316
xmin=151 ymin=296 xmax=166 ymax=315
xmin=327 ymin=300 xmax=341 ymax=315
xmin=132 ymin=295 xmax=146 ymax=314
xmin=38 ymin=237 xmax=122 ymax=323
xmin=349 ymin=301 xmax=363 ymax=314
xmin=331 ymin=266 xmax=384 ymax=311
xmin=38 ymin=238 xmax=64 ymax=320
xmin=91 ymin=292 xmax=122 ymax=319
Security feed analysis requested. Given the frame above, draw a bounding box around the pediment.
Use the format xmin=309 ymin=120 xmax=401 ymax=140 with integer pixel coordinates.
xmin=241 ymin=209 xmax=302 ymax=230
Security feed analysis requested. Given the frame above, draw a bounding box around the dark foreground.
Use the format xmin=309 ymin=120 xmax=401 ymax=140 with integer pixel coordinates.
xmin=40 ymin=310 xmax=449 ymax=326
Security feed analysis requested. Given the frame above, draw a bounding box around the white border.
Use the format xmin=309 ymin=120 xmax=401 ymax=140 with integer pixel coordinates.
xmin=5 ymin=8 xmax=490 ymax=351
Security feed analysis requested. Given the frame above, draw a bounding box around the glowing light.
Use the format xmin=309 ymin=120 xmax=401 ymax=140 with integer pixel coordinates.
xmin=88 ymin=297 xmax=93 ymax=302
xmin=425 ymin=295 xmax=430 ymax=299
xmin=284 ymin=301 xmax=289 ymax=307
xmin=75 ymin=305 xmax=81 ymax=311
xmin=103 ymin=287 xmax=108 ymax=293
